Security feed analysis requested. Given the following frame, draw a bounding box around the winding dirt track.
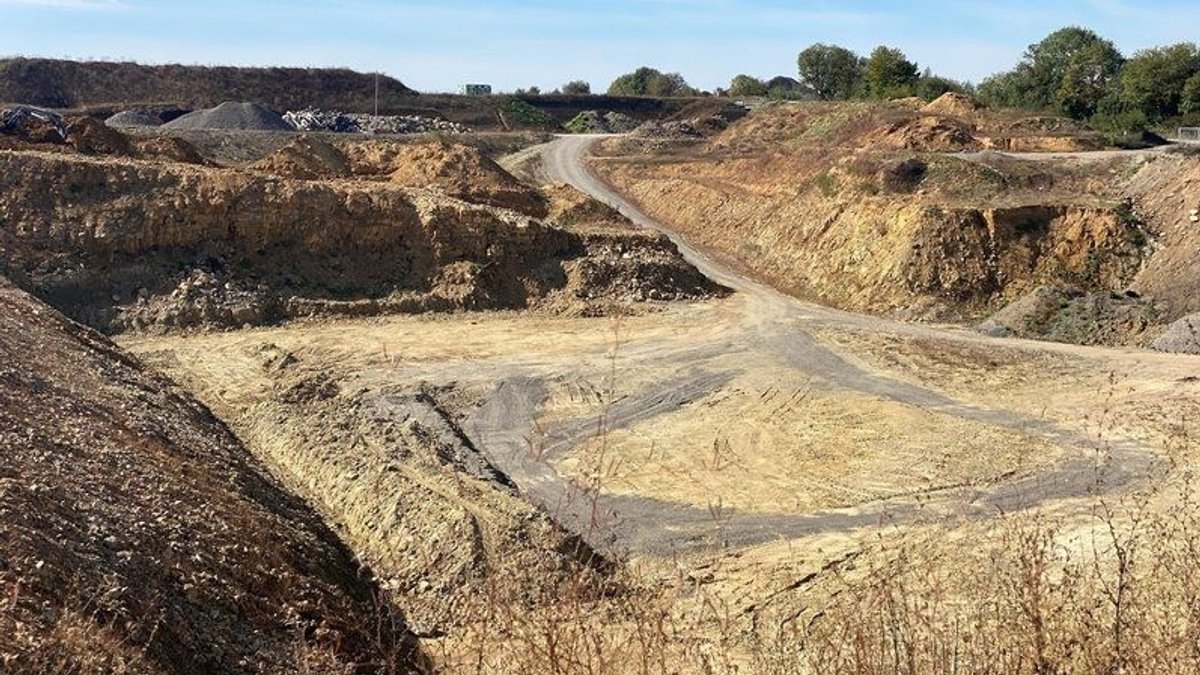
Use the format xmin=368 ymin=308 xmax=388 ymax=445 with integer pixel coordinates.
xmin=463 ymin=135 xmax=1158 ymax=556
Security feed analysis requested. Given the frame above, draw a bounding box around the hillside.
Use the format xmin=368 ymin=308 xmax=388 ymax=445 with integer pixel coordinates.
xmin=0 ymin=277 xmax=420 ymax=672
xmin=0 ymin=57 xmax=416 ymax=111
xmin=592 ymin=97 xmax=1173 ymax=345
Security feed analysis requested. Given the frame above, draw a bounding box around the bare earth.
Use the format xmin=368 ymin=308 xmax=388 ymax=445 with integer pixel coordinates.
xmin=123 ymin=136 xmax=1200 ymax=558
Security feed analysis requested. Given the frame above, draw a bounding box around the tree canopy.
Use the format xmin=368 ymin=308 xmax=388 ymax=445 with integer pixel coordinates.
xmin=863 ymin=46 xmax=919 ymax=99
xmin=978 ymin=27 xmax=1122 ymax=118
xmin=607 ymin=67 xmax=697 ymax=97
xmin=728 ymin=74 xmax=768 ymax=97
xmin=797 ymin=44 xmax=863 ymax=100
xmin=561 ymin=80 xmax=591 ymax=95
xmin=1117 ymin=43 xmax=1200 ymax=123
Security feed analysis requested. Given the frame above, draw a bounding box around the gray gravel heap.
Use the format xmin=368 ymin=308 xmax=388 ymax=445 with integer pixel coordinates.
xmin=105 ymin=109 xmax=166 ymax=128
xmin=1152 ymin=312 xmax=1200 ymax=354
xmin=163 ymin=101 xmax=293 ymax=132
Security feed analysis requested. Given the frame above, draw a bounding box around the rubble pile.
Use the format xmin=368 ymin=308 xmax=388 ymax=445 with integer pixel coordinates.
xmin=632 ymin=119 xmax=704 ymax=141
xmin=563 ymin=110 xmax=640 ymax=134
xmin=283 ymin=107 xmax=470 ymax=134
xmin=0 ymin=105 xmax=68 ymax=142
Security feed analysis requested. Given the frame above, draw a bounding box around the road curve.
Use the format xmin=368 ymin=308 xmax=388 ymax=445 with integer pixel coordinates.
xmin=462 ymin=135 xmax=1158 ymax=557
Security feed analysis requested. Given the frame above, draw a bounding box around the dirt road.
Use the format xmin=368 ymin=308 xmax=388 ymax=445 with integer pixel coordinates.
xmin=460 ymin=135 xmax=1161 ymax=555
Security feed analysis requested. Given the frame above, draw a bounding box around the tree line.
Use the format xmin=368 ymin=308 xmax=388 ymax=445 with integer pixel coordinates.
xmin=560 ymin=26 xmax=1200 ymax=134
xmin=977 ymin=27 xmax=1200 ymax=132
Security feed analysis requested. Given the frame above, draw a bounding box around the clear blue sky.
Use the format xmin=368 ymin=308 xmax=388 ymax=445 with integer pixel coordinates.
xmin=1 ymin=0 xmax=1197 ymax=93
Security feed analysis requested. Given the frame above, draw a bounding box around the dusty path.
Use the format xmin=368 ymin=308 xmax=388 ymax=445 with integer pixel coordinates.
xmin=461 ymin=135 xmax=1161 ymax=556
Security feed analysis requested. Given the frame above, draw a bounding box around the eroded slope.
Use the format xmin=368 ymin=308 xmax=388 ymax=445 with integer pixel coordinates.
xmin=0 ymin=279 xmax=420 ymax=673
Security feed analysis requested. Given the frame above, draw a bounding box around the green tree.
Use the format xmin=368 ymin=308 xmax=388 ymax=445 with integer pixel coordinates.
xmin=607 ymin=67 xmax=696 ymax=97
xmin=914 ymin=69 xmax=971 ymax=101
xmin=1054 ymin=40 xmax=1124 ymax=119
xmin=863 ymin=46 xmax=919 ymax=99
xmin=1182 ymin=72 xmax=1200 ymax=117
xmin=977 ymin=26 xmax=1122 ymax=118
xmin=608 ymin=67 xmax=660 ymax=95
xmin=797 ymin=44 xmax=863 ymax=100
xmin=728 ymin=74 xmax=768 ymax=97
xmin=561 ymin=80 xmax=591 ymax=95
xmin=977 ymin=68 xmax=1031 ymax=109
xmin=1119 ymin=43 xmax=1200 ymax=122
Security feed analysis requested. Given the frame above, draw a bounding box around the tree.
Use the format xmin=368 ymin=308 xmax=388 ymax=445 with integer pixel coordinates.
xmin=977 ymin=68 xmax=1032 ymax=109
xmin=977 ymin=26 xmax=1122 ymax=118
xmin=561 ymin=80 xmax=591 ymax=95
xmin=914 ymin=69 xmax=971 ymax=101
xmin=728 ymin=74 xmax=768 ymax=97
xmin=1119 ymin=43 xmax=1200 ymax=122
xmin=797 ymin=44 xmax=863 ymax=100
xmin=1054 ymin=40 xmax=1124 ymax=119
xmin=607 ymin=67 xmax=697 ymax=97
xmin=1182 ymin=72 xmax=1200 ymax=117
xmin=863 ymin=45 xmax=919 ymax=99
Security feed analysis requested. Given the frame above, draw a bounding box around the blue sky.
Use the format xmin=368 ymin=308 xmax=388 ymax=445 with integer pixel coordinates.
xmin=1 ymin=0 xmax=1197 ymax=93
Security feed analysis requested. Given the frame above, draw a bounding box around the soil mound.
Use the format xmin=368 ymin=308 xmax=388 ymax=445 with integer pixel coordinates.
xmin=163 ymin=101 xmax=292 ymax=132
xmin=1152 ymin=312 xmax=1200 ymax=353
xmin=667 ymin=99 xmax=750 ymax=125
xmin=0 ymin=280 xmax=419 ymax=672
xmin=632 ymin=120 xmax=704 ymax=141
xmin=388 ymin=142 xmax=548 ymax=216
xmin=251 ymin=134 xmax=350 ymax=179
xmin=542 ymin=182 xmax=627 ymax=229
xmin=134 ymin=135 xmax=207 ymax=164
xmin=869 ymin=115 xmax=981 ymax=151
xmin=64 ymin=116 xmax=134 ymax=156
xmin=922 ymin=92 xmax=982 ymax=117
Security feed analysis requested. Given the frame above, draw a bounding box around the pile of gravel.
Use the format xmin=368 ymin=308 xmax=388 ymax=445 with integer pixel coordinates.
xmin=163 ymin=101 xmax=293 ymax=132
xmin=1152 ymin=312 xmax=1200 ymax=354
xmin=106 ymin=109 xmax=166 ymax=128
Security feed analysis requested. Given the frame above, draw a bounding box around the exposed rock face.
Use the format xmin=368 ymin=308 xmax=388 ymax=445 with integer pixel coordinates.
xmin=902 ymin=205 xmax=1145 ymax=306
xmin=0 ymin=150 xmax=577 ymax=330
xmin=0 ymin=148 xmax=720 ymax=332
xmin=0 ymin=279 xmax=420 ymax=672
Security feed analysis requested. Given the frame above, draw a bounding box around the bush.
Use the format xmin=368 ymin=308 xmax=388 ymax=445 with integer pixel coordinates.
xmin=499 ymin=98 xmax=558 ymax=130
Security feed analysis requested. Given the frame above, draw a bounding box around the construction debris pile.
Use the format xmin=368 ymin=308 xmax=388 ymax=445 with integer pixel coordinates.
xmin=631 ymin=119 xmax=704 ymax=141
xmin=0 ymin=106 xmax=67 ymax=142
xmin=283 ymin=108 xmax=469 ymax=134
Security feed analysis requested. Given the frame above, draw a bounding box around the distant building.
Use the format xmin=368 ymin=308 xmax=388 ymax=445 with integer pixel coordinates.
xmin=459 ymin=84 xmax=493 ymax=96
